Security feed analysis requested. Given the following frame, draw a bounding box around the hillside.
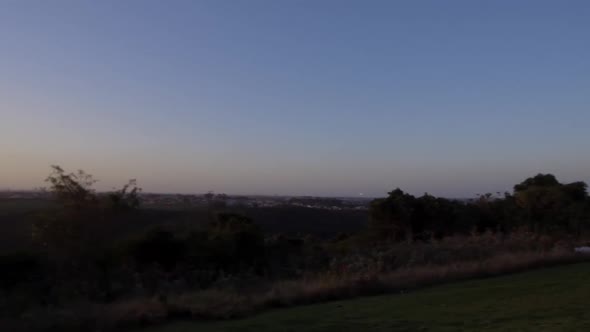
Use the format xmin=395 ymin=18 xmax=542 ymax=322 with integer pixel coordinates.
xmin=147 ymin=263 xmax=590 ymax=332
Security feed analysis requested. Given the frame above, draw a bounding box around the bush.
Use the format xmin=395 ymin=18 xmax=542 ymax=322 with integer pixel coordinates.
xmin=0 ymin=251 xmax=43 ymax=291
xmin=129 ymin=228 xmax=186 ymax=271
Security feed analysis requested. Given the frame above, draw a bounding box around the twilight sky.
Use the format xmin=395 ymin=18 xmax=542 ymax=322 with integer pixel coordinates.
xmin=1 ymin=0 xmax=589 ymax=197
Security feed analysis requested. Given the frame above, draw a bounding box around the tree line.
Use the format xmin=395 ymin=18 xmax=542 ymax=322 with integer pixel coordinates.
xmin=369 ymin=173 xmax=590 ymax=241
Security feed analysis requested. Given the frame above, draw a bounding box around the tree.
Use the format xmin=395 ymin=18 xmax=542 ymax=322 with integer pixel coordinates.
xmin=369 ymin=188 xmax=416 ymax=241
xmin=130 ymin=227 xmax=186 ymax=271
xmin=413 ymin=193 xmax=457 ymax=238
xmin=107 ymin=179 xmax=142 ymax=211
xmin=44 ymin=165 xmax=98 ymax=210
xmin=514 ymin=173 xmax=560 ymax=191
xmin=207 ymin=213 xmax=265 ymax=270
xmin=513 ymin=174 xmax=589 ymax=233
xmin=33 ymin=166 xmax=141 ymax=255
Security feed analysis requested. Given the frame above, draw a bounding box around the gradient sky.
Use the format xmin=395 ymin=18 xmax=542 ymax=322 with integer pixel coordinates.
xmin=1 ymin=0 xmax=589 ymax=197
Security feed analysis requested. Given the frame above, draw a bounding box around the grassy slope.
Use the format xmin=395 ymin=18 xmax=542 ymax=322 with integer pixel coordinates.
xmin=147 ymin=263 xmax=590 ymax=332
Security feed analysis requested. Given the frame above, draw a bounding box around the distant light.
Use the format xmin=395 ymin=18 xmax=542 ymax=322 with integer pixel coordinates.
xmin=359 ymin=193 xmax=364 ymax=196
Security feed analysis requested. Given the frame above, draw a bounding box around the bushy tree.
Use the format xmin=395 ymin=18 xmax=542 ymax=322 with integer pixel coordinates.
xmin=45 ymin=165 xmax=98 ymax=210
xmin=369 ymin=173 xmax=590 ymax=241
xmin=107 ymin=179 xmax=142 ymax=211
xmin=413 ymin=193 xmax=457 ymax=238
xmin=514 ymin=174 xmax=589 ymax=233
xmin=370 ymin=189 xmax=464 ymax=241
xmin=129 ymin=228 xmax=186 ymax=271
xmin=33 ymin=166 xmax=142 ymax=256
xmin=0 ymin=252 xmax=42 ymax=292
xmin=207 ymin=213 xmax=265 ymax=270
xmin=369 ymin=189 xmax=417 ymax=241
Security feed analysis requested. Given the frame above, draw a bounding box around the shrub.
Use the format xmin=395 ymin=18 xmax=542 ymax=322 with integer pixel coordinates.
xmin=0 ymin=251 xmax=42 ymax=291
xmin=129 ymin=228 xmax=186 ymax=271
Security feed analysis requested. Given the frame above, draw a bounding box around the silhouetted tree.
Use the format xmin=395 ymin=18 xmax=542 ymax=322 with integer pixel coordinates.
xmin=33 ymin=166 xmax=141 ymax=256
xmin=45 ymin=165 xmax=98 ymax=210
xmin=369 ymin=189 xmax=416 ymax=241
xmin=107 ymin=179 xmax=142 ymax=211
xmin=514 ymin=174 xmax=589 ymax=233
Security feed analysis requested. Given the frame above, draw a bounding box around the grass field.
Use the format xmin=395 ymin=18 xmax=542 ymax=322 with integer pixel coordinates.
xmin=145 ymin=263 xmax=590 ymax=332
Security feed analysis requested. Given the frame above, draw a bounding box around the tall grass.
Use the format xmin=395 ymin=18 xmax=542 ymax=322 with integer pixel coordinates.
xmin=162 ymin=247 xmax=582 ymax=321
xmin=93 ymin=231 xmax=588 ymax=330
xmin=12 ymin=232 xmax=590 ymax=331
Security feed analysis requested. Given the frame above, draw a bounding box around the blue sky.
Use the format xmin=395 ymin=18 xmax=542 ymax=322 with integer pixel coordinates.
xmin=1 ymin=0 xmax=589 ymax=197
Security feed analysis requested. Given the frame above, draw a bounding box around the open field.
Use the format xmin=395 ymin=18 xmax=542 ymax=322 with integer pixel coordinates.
xmin=146 ymin=263 xmax=590 ymax=332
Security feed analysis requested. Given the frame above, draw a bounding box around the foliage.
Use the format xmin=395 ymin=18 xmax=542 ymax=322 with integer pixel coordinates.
xmin=514 ymin=174 xmax=589 ymax=233
xmin=129 ymin=228 xmax=187 ymax=271
xmin=368 ymin=174 xmax=590 ymax=241
xmin=0 ymin=251 xmax=42 ymax=291
xmin=107 ymin=179 xmax=142 ymax=211
xmin=207 ymin=213 xmax=265 ymax=269
xmin=4 ymin=168 xmax=590 ymax=331
xmin=148 ymin=263 xmax=590 ymax=332
xmin=32 ymin=166 xmax=142 ymax=255
xmin=45 ymin=165 xmax=98 ymax=210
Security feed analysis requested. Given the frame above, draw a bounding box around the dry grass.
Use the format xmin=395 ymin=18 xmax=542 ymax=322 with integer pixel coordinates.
xmin=95 ymin=246 xmax=587 ymax=330
xmin=261 ymin=247 xmax=582 ymax=309
xmin=104 ymin=298 xmax=168 ymax=327
xmin=14 ymin=233 xmax=590 ymax=331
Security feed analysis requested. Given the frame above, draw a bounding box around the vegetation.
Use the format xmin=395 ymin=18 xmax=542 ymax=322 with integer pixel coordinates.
xmin=368 ymin=174 xmax=590 ymax=241
xmin=146 ymin=263 xmax=590 ymax=332
xmin=1 ymin=166 xmax=590 ymax=331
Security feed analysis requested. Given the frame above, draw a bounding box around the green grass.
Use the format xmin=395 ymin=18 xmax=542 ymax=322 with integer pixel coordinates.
xmin=146 ymin=263 xmax=590 ymax=332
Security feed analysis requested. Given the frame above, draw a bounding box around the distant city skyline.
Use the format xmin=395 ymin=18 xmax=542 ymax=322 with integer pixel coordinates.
xmin=2 ymin=1 xmax=590 ymax=197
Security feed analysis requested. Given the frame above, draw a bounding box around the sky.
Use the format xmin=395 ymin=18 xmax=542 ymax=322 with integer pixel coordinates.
xmin=1 ymin=0 xmax=589 ymax=197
